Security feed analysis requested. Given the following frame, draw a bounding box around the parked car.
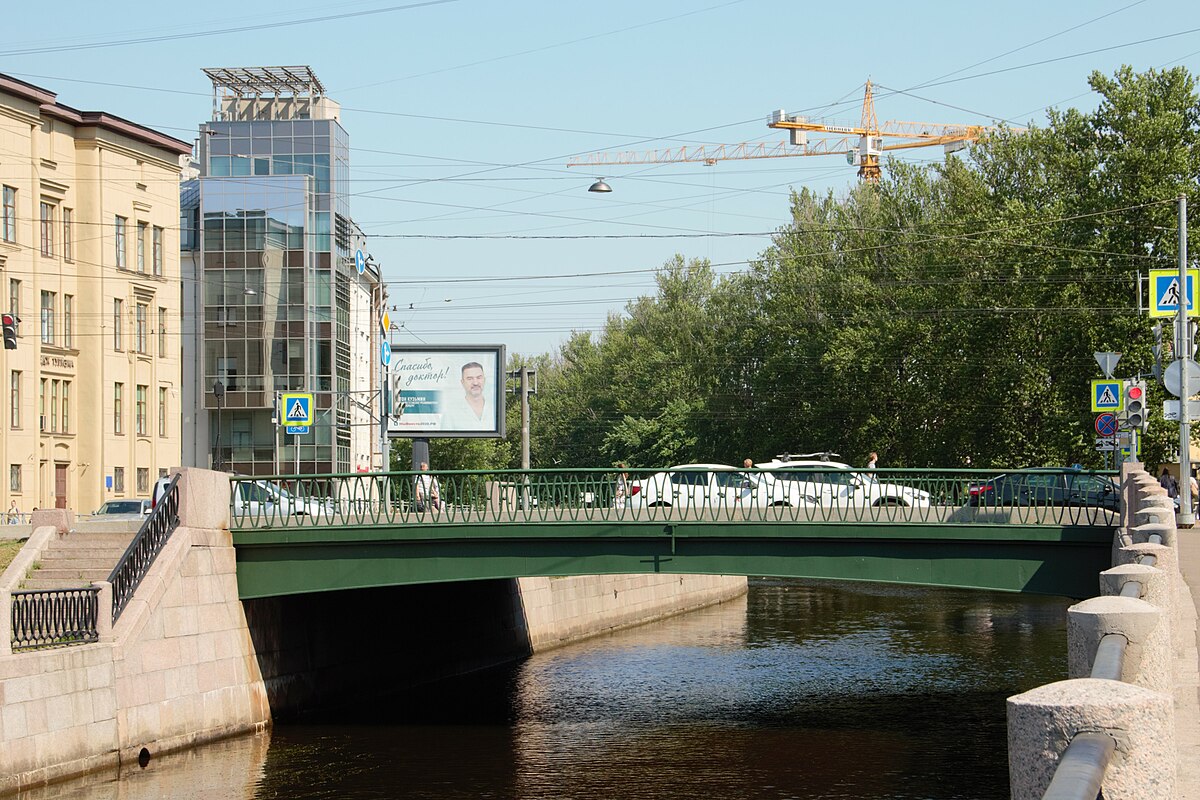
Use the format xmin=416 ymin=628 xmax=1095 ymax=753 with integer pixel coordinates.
xmin=94 ymin=499 xmax=150 ymax=518
xmin=754 ymin=454 xmax=932 ymax=508
xmin=631 ymin=464 xmax=760 ymax=508
xmin=232 ymin=479 xmax=332 ymax=518
xmin=967 ymin=469 xmax=1119 ymax=511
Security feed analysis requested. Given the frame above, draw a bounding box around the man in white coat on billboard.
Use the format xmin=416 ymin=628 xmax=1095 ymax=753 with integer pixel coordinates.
xmin=442 ymin=361 xmax=492 ymax=431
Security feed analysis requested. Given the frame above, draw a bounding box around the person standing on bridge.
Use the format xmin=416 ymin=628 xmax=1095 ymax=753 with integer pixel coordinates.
xmin=614 ymin=463 xmax=629 ymax=508
xmin=415 ymin=462 xmax=441 ymax=513
xmin=866 ymin=452 xmax=878 ymax=470
xmin=1160 ymin=468 xmax=1179 ymax=499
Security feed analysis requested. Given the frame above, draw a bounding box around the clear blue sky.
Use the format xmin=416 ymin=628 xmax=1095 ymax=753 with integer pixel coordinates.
xmin=3 ymin=0 xmax=1198 ymax=357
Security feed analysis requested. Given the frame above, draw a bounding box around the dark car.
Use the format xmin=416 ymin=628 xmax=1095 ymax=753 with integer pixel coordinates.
xmin=968 ymin=469 xmax=1119 ymax=511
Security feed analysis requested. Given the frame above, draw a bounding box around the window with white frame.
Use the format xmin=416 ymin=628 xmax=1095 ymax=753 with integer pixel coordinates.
xmin=62 ymin=207 xmax=73 ymax=261
xmin=113 ymin=299 xmax=123 ymax=350
xmin=152 ymin=226 xmax=163 ymax=276
xmin=136 ymin=384 xmax=147 ymax=436
xmin=135 ymin=303 xmax=147 ymax=354
xmin=63 ymin=295 xmax=73 ymax=348
xmin=40 ymin=291 xmax=54 ymax=345
xmin=39 ymin=202 xmax=53 ymax=257
xmin=136 ymin=222 xmax=147 ymax=272
xmin=114 ymin=215 xmax=127 ymax=268
xmin=1 ymin=186 xmax=15 ymax=243
xmin=113 ymin=467 xmax=125 ymax=493
xmin=114 ymin=382 xmax=124 ymax=435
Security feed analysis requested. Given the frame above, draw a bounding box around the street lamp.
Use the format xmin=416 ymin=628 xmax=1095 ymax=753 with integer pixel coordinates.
xmin=588 ymin=177 xmax=612 ymax=193
xmin=213 ymin=379 xmax=225 ymax=472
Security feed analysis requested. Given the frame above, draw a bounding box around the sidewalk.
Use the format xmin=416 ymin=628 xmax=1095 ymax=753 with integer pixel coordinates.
xmin=1174 ymin=528 xmax=1200 ymax=797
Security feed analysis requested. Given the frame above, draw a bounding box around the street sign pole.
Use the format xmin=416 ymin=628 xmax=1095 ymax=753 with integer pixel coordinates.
xmin=1180 ymin=195 xmax=1194 ymax=526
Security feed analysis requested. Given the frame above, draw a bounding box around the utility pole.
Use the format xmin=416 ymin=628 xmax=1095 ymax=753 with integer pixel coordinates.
xmin=1179 ymin=195 xmax=1194 ymax=526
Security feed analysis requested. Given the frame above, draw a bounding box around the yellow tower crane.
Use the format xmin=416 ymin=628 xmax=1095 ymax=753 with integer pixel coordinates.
xmin=567 ymin=80 xmax=1013 ymax=182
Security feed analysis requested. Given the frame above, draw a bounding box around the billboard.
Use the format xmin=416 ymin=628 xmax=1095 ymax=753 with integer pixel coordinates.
xmin=387 ymin=345 xmax=506 ymax=438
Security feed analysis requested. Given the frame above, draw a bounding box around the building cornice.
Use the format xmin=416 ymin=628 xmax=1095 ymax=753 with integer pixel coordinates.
xmin=0 ymin=72 xmax=191 ymax=158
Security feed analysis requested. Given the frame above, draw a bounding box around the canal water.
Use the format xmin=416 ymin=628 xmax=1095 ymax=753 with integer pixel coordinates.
xmin=26 ymin=578 xmax=1069 ymax=800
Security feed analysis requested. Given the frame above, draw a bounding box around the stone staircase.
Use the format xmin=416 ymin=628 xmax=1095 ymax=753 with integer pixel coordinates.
xmin=19 ymin=524 xmax=140 ymax=591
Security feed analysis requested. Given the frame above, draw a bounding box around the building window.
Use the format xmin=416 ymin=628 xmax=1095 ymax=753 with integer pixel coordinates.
xmin=9 ymin=371 xmax=19 ymax=428
xmin=114 ymin=382 xmax=124 ymax=435
xmin=9 ymin=464 xmax=20 ymax=493
xmin=136 ymin=384 xmax=147 ymax=436
xmin=137 ymin=467 xmax=149 ymax=494
xmin=39 ymin=202 xmax=53 ymax=257
xmin=135 ymin=303 xmax=147 ymax=354
xmin=39 ymin=379 xmax=45 ymax=431
xmin=40 ymin=291 xmax=54 ymax=345
xmin=115 ymin=215 xmax=127 ymax=268
xmin=50 ymin=380 xmax=58 ymax=433
xmin=62 ymin=381 xmax=70 ymax=433
xmin=1 ymin=186 xmax=15 ymax=243
xmin=158 ymin=386 xmax=167 ymax=437
xmin=9 ymin=279 xmax=19 ymax=336
xmin=63 ymin=295 xmax=73 ymax=348
xmin=158 ymin=307 xmax=167 ymax=357
xmin=136 ymin=222 xmax=147 ymax=272
xmin=113 ymin=299 xmax=123 ymax=350
xmin=62 ymin=207 xmax=73 ymax=261
xmin=152 ymin=226 xmax=163 ymax=276
xmin=113 ymin=467 xmax=125 ymax=494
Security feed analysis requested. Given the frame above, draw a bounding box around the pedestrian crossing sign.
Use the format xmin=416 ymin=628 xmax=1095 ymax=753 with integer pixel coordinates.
xmin=1149 ymin=268 xmax=1200 ymax=318
xmin=1091 ymin=380 xmax=1123 ymax=412
xmin=281 ymin=392 xmax=313 ymax=426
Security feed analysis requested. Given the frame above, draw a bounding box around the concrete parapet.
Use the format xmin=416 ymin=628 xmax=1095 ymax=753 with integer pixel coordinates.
xmin=1135 ymin=506 xmax=1175 ymax=525
xmin=0 ymin=526 xmax=57 ymax=592
xmin=1007 ymin=678 xmax=1175 ymax=799
xmin=1100 ymin=563 xmax=1167 ymax=607
xmin=92 ymin=581 xmax=113 ymax=642
xmin=1138 ymin=495 xmax=1174 ymax=512
xmin=1119 ymin=542 xmax=1176 ymax=574
xmin=172 ymin=468 xmax=231 ymax=532
xmin=29 ymin=508 xmax=73 ymax=535
xmin=1131 ymin=522 xmax=1176 ymax=547
xmin=1068 ymin=596 xmax=1170 ymax=692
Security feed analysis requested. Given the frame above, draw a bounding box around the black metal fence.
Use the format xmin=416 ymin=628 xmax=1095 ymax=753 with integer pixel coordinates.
xmin=10 ymin=587 xmax=100 ymax=652
xmin=108 ymin=474 xmax=181 ymax=621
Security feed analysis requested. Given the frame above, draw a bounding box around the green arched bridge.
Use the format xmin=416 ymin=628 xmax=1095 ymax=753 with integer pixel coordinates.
xmin=228 ymin=467 xmax=1120 ymax=601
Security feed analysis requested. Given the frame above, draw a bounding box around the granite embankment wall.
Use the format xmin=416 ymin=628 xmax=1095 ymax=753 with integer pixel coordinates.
xmin=0 ymin=468 xmax=746 ymax=791
xmin=0 ymin=469 xmax=269 ymax=795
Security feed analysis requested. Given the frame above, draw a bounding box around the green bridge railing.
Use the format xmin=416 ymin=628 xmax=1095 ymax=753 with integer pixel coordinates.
xmin=229 ymin=467 xmax=1121 ymax=530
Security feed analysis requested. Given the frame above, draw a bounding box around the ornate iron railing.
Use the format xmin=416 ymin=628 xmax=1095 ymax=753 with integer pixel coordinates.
xmin=229 ymin=467 xmax=1120 ymax=529
xmin=108 ymin=473 xmax=181 ymax=621
xmin=10 ymin=587 xmax=100 ymax=651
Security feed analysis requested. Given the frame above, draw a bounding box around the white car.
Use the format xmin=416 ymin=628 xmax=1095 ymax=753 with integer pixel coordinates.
xmin=232 ymin=479 xmax=332 ymax=518
xmin=631 ymin=464 xmax=759 ymax=508
xmin=754 ymin=454 xmax=932 ymax=508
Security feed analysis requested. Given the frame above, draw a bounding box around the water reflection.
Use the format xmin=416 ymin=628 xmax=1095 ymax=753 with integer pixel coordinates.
xmin=23 ymin=579 xmax=1068 ymax=800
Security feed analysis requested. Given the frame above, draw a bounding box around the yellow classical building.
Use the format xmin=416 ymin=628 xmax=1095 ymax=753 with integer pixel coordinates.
xmin=0 ymin=74 xmax=191 ymax=514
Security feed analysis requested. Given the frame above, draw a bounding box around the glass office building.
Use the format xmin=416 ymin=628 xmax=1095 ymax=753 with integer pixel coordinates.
xmin=181 ymin=67 xmax=384 ymax=475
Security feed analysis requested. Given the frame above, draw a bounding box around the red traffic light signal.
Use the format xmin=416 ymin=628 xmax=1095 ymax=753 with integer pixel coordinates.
xmin=1 ymin=314 xmax=15 ymax=351
xmin=1128 ymin=385 xmax=1144 ymax=401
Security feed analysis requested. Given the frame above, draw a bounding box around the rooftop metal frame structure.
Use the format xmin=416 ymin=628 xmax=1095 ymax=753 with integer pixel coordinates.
xmin=203 ymin=66 xmax=326 ymax=98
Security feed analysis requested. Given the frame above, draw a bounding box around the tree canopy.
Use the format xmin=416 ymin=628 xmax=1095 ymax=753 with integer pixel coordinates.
xmin=411 ymin=66 xmax=1200 ymax=472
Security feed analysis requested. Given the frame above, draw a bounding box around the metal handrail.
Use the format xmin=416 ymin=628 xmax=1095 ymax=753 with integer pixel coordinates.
xmin=1090 ymin=634 xmax=1129 ymax=681
xmin=107 ymin=474 xmax=181 ymax=621
xmin=10 ymin=587 xmax=100 ymax=651
xmin=227 ymin=467 xmax=1120 ymax=530
xmin=1042 ymin=731 xmax=1116 ymax=800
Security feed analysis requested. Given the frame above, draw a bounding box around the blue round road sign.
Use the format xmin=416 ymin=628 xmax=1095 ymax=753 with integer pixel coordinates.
xmin=1095 ymin=413 xmax=1118 ymax=437
xmin=381 ymin=340 xmax=392 ymax=366
xmin=355 ymin=249 xmax=366 ymax=275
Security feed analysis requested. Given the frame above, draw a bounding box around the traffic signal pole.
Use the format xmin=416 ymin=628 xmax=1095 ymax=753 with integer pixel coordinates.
xmin=1179 ymin=195 xmax=1193 ymax=527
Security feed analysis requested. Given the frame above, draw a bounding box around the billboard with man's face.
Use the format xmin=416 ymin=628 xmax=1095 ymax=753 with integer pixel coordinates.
xmin=386 ymin=345 xmax=506 ymax=438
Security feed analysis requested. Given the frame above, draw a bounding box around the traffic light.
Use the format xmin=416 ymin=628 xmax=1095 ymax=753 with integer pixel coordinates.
xmin=1124 ymin=380 xmax=1149 ymax=433
xmin=1 ymin=314 xmax=16 ymax=350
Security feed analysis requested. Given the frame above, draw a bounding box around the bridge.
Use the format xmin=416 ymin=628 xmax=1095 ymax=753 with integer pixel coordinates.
xmin=228 ymin=467 xmax=1119 ymax=601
